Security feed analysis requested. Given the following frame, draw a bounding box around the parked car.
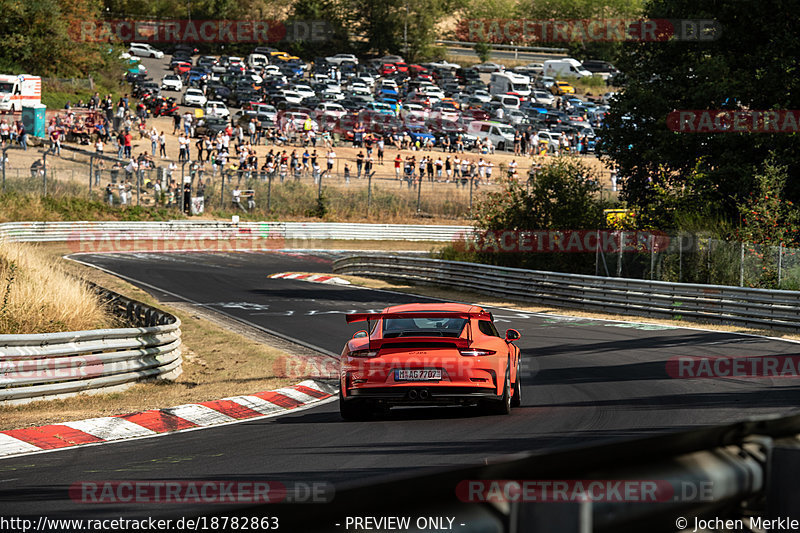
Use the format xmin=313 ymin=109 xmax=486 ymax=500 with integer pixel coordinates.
xmin=182 ymin=88 xmax=207 ymax=107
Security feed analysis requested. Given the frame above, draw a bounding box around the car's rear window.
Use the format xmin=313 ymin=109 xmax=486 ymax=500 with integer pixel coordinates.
xmin=383 ymin=315 xmax=467 ymax=338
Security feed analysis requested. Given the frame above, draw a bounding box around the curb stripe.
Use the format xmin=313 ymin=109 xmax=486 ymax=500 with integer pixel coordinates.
xmin=294 ymin=385 xmax=331 ymax=399
xmin=225 ymin=395 xmax=285 ymax=415
xmin=163 ymin=404 xmax=238 ymax=427
xmin=120 ymin=410 xmax=199 ymax=433
xmin=2 ymin=425 xmax=104 ymax=449
xmin=273 ymin=388 xmax=318 ymax=404
xmin=252 ymin=391 xmax=303 ymax=409
xmin=62 ymin=418 xmax=157 ymax=441
xmin=0 ymin=433 xmax=58 ymax=455
xmin=0 ymin=380 xmax=336 ymax=459
xmin=199 ymin=399 xmax=264 ymax=420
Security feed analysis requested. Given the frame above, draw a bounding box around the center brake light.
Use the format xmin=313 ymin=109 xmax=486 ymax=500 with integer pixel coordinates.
xmin=350 ymin=349 xmax=379 ymax=358
xmin=459 ymin=349 xmax=496 ymax=357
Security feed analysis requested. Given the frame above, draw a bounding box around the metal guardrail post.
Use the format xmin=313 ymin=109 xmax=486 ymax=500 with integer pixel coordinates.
xmin=679 ymin=233 xmax=684 ymax=283
xmin=778 ymin=242 xmax=783 ymax=287
xmin=617 ymin=231 xmax=623 ymax=277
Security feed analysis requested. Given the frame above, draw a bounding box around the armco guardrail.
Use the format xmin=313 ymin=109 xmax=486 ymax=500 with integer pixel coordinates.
xmin=333 ymin=255 xmax=800 ymax=333
xmin=0 ymin=285 xmax=181 ymax=404
xmin=0 ymin=221 xmax=470 ymax=245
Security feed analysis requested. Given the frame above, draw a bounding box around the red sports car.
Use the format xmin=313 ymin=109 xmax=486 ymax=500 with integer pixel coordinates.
xmin=339 ymin=303 xmax=521 ymax=419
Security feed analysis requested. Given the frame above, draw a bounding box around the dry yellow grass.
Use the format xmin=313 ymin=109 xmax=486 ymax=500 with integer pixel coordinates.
xmin=0 ymin=241 xmax=116 ymax=333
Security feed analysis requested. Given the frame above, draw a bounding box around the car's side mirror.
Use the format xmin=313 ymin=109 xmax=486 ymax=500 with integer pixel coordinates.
xmin=353 ymin=330 xmax=368 ymax=339
xmin=505 ymin=329 xmax=521 ymax=342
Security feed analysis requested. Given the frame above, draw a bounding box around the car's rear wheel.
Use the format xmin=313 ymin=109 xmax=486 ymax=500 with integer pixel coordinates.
xmin=339 ymin=388 xmax=370 ymax=421
xmin=511 ymin=360 xmax=522 ymax=408
xmin=485 ymin=365 xmax=511 ymax=415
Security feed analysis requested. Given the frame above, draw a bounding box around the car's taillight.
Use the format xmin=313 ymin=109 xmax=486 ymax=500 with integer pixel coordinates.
xmin=350 ymin=349 xmax=379 ymax=358
xmin=459 ymin=348 xmax=496 ymax=357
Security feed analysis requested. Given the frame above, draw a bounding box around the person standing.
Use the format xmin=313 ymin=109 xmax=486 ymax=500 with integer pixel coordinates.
xmin=326 ymin=148 xmax=336 ymax=175
xmin=394 ymin=153 xmax=402 ymax=179
xmin=159 ymin=131 xmax=167 ymax=158
xmin=356 ymin=150 xmax=364 ymax=178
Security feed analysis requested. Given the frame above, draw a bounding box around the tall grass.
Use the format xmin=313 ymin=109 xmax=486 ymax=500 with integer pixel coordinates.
xmin=0 ymin=242 xmax=116 ymax=333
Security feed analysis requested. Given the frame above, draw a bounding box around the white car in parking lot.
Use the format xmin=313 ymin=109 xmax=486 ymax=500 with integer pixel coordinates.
xmin=325 ymin=54 xmax=359 ymax=65
xmin=161 ymin=74 xmax=183 ymax=92
xmin=129 ymin=43 xmax=164 ymax=59
xmin=182 ymin=88 xmax=207 ymax=107
xmin=204 ymin=101 xmax=230 ymax=119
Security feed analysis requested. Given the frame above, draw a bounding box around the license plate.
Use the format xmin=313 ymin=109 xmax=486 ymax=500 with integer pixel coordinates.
xmin=396 ymin=369 xmax=442 ymax=381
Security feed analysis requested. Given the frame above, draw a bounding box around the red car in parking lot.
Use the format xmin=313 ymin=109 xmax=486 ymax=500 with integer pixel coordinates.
xmin=339 ymin=303 xmax=522 ymax=420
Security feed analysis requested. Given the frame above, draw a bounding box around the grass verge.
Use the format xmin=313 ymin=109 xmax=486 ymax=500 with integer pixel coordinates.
xmin=0 ymin=242 xmax=115 ymax=333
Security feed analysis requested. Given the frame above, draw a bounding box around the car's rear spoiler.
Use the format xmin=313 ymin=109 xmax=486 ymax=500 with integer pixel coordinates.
xmin=346 ymin=312 xmax=491 ymax=323
xmin=370 ymin=337 xmax=471 ymax=349
xmin=346 ymin=311 xmax=491 ymax=349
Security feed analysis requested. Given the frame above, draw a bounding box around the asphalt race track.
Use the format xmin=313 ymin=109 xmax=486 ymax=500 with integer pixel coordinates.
xmin=1 ymin=250 xmax=799 ymax=529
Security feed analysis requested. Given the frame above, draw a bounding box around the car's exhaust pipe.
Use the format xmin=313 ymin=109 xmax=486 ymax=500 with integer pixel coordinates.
xmin=418 ymin=389 xmax=430 ymax=400
xmin=408 ymin=389 xmax=419 ymax=400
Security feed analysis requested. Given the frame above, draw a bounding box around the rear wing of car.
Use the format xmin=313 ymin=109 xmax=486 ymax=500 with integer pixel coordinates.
xmin=346 ymin=311 xmax=492 ymax=349
xmin=346 ymin=311 xmax=491 ymax=323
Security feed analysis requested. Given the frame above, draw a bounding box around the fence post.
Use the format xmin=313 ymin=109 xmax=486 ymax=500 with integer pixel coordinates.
xmin=739 ymin=241 xmax=745 ymax=287
xmin=367 ymin=170 xmax=373 ymax=216
xmin=89 ymin=155 xmax=94 ymax=194
xmin=778 ymin=242 xmax=783 ymax=287
xmin=416 ymin=173 xmax=423 ymax=212
xmin=649 ymin=233 xmax=655 ymax=280
xmin=594 ymin=229 xmax=600 ymax=276
xmin=616 ymin=231 xmax=624 ymax=277
xmin=180 ymin=161 xmax=186 ymax=213
xmin=678 ymin=233 xmax=683 ymax=283
xmin=42 ymin=152 xmax=47 ymax=196
xmin=1 ymin=146 xmax=6 ymax=193
xmin=266 ymin=170 xmax=272 ymax=212
xmin=469 ymin=176 xmax=474 ymax=211
xmin=219 ymin=170 xmax=226 ymax=209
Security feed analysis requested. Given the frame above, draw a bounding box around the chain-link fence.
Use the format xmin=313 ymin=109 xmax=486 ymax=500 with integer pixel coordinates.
xmin=597 ymin=233 xmax=800 ymax=290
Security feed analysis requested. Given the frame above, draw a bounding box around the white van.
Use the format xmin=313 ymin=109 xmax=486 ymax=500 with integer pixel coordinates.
xmin=542 ymin=58 xmax=592 ymax=79
xmin=489 ymin=72 xmax=531 ymax=97
xmin=467 ymin=121 xmax=516 ymax=150
xmin=247 ymin=54 xmax=269 ymax=68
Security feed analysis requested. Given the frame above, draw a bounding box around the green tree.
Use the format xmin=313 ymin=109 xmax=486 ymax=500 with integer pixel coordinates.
xmin=439 ymin=157 xmax=609 ymax=273
xmin=598 ymin=0 xmax=800 ymax=230
xmin=473 ymin=41 xmax=490 ymax=62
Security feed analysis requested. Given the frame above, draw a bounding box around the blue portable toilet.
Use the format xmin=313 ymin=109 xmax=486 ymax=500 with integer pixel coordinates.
xmin=22 ymin=103 xmax=46 ymax=138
